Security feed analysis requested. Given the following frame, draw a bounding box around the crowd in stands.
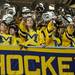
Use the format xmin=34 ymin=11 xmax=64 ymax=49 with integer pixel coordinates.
xmin=0 ymin=3 xmax=75 ymax=47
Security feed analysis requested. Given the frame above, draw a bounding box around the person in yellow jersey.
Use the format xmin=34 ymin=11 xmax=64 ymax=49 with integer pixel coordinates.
xmin=0 ymin=21 xmax=12 ymax=45
xmin=9 ymin=25 xmax=21 ymax=45
xmin=45 ymin=20 xmax=61 ymax=47
xmin=18 ymin=16 xmax=40 ymax=46
xmin=37 ymin=21 xmax=47 ymax=46
xmin=61 ymin=23 xmax=75 ymax=47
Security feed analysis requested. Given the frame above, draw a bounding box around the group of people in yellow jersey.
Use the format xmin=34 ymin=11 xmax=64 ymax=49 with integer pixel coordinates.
xmin=0 ymin=15 xmax=75 ymax=47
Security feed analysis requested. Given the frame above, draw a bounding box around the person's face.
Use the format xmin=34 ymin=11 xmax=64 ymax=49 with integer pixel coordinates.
xmin=26 ymin=17 xmax=33 ymax=28
xmin=0 ymin=23 xmax=7 ymax=32
xmin=9 ymin=28 xmax=15 ymax=35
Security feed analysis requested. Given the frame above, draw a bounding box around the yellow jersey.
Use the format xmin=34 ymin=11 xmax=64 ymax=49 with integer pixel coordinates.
xmin=61 ymin=32 xmax=74 ymax=47
xmin=45 ymin=21 xmax=61 ymax=47
xmin=11 ymin=36 xmax=22 ymax=45
xmin=0 ymin=33 xmax=12 ymax=45
xmin=18 ymin=21 xmax=39 ymax=46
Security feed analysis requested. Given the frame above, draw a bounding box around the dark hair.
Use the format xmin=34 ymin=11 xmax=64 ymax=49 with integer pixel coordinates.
xmin=9 ymin=25 xmax=17 ymax=30
xmin=9 ymin=25 xmax=19 ymax=37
